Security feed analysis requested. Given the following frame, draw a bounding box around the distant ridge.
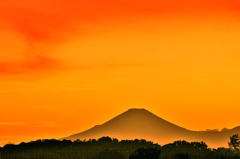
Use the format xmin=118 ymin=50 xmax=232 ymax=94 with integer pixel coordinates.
xmin=65 ymin=108 xmax=240 ymax=147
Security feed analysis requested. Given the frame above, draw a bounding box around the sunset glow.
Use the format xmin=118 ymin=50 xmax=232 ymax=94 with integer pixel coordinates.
xmin=1 ymin=0 xmax=240 ymax=145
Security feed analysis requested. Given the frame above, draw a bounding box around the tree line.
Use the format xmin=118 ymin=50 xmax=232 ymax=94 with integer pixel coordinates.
xmin=0 ymin=134 xmax=239 ymax=159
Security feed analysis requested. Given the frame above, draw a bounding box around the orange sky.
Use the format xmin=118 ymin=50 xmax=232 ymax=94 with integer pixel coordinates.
xmin=1 ymin=0 xmax=240 ymax=146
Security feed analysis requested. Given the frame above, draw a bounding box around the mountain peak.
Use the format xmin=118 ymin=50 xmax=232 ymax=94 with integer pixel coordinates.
xmin=65 ymin=108 xmax=240 ymax=148
xmin=66 ymin=108 xmax=189 ymax=141
xmin=125 ymin=108 xmax=150 ymax=114
xmin=115 ymin=108 xmax=159 ymax=121
xmin=127 ymin=108 xmax=147 ymax=111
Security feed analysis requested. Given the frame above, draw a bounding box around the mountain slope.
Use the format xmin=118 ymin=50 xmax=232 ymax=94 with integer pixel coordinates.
xmin=65 ymin=108 xmax=240 ymax=147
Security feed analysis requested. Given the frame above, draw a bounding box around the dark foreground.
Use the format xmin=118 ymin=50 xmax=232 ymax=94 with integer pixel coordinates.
xmin=0 ymin=137 xmax=240 ymax=159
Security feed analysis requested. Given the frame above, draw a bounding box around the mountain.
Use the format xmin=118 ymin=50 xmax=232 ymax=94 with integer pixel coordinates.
xmin=65 ymin=108 xmax=240 ymax=148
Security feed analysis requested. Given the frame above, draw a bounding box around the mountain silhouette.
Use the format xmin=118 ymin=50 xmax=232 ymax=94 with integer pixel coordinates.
xmin=65 ymin=108 xmax=240 ymax=147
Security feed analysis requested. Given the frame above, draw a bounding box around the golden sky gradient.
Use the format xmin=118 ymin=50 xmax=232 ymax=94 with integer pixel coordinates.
xmin=1 ymin=0 xmax=240 ymax=145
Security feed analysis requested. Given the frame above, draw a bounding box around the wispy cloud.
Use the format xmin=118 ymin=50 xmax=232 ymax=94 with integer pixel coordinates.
xmin=0 ymin=121 xmax=57 ymax=127
xmin=0 ymin=0 xmax=239 ymax=76
xmin=0 ymin=122 xmax=26 ymax=126
xmin=0 ymin=56 xmax=59 ymax=75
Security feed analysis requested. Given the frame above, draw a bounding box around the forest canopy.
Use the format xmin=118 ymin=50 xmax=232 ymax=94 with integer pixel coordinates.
xmin=0 ymin=136 xmax=240 ymax=159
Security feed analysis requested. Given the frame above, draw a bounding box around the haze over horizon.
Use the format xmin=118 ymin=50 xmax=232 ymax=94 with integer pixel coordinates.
xmin=65 ymin=108 xmax=240 ymax=148
xmin=1 ymin=108 xmax=239 ymax=147
xmin=1 ymin=0 xmax=240 ymax=146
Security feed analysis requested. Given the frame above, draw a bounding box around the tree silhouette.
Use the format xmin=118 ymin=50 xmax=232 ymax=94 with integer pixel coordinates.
xmin=1 ymin=137 xmax=240 ymax=159
xmin=98 ymin=136 xmax=113 ymax=143
xmin=229 ymin=134 xmax=240 ymax=151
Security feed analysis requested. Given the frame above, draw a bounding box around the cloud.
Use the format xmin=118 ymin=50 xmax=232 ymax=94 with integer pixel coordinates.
xmin=1 ymin=0 xmax=239 ymax=42
xmin=0 ymin=0 xmax=239 ymax=75
xmin=0 ymin=121 xmax=57 ymax=127
xmin=0 ymin=122 xmax=26 ymax=126
xmin=0 ymin=56 xmax=59 ymax=75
